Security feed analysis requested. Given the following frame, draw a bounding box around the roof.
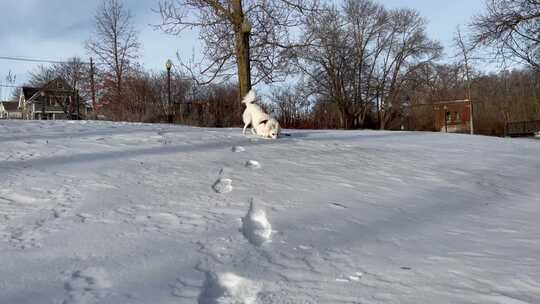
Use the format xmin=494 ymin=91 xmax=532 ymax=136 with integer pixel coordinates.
xmin=21 ymin=78 xmax=77 ymax=103
xmin=0 ymin=101 xmax=20 ymax=112
xmin=21 ymin=87 xmax=40 ymax=100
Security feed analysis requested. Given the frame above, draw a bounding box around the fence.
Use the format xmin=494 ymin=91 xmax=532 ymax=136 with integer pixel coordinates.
xmin=505 ymin=120 xmax=540 ymax=137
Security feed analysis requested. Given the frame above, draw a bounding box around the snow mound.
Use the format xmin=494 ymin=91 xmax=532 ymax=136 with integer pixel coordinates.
xmin=0 ymin=191 xmax=40 ymax=204
xmin=198 ymin=272 xmax=260 ymax=304
xmin=213 ymin=178 xmax=233 ymax=194
xmin=231 ymin=146 xmax=245 ymax=152
xmin=242 ymin=199 xmax=272 ymax=246
xmin=245 ymin=160 xmax=261 ymax=169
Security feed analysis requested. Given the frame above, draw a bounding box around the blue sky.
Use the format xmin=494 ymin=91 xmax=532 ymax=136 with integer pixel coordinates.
xmin=0 ymin=0 xmax=485 ymax=99
xmin=385 ymin=0 xmax=484 ymax=58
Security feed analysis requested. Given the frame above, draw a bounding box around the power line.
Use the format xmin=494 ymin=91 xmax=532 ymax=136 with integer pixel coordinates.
xmin=0 ymin=84 xmax=22 ymax=88
xmin=0 ymin=56 xmax=89 ymax=65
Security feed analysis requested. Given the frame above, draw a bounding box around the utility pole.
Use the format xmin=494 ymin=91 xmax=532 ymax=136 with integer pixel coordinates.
xmin=76 ymin=89 xmax=80 ymax=120
xmin=166 ymin=59 xmax=173 ymax=123
xmin=469 ymin=100 xmax=474 ymax=135
xmin=90 ymin=57 xmax=96 ymax=118
xmin=376 ymin=91 xmax=381 ymax=130
xmin=466 ymin=66 xmax=474 ymax=135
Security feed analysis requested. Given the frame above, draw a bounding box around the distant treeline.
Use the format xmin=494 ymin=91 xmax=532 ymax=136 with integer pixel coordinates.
xmin=19 ymin=0 xmax=540 ymax=136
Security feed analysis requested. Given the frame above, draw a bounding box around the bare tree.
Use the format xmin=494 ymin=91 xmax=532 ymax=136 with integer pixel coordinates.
xmin=397 ymin=59 xmax=540 ymax=136
xmin=296 ymin=5 xmax=352 ymax=127
xmin=454 ymin=27 xmax=474 ymax=100
xmin=28 ymin=66 xmax=57 ymax=87
xmin=55 ymin=58 xmax=87 ymax=93
xmin=158 ymin=0 xmax=318 ymax=98
xmin=345 ymin=0 xmax=388 ymax=128
xmin=296 ymin=0 xmax=440 ymax=129
xmin=453 ymin=26 xmax=475 ymax=134
xmin=28 ymin=57 xmax=90 ymax=97
xmin=86 ymin=0 xmax=140 ymax=106
xmin=2 ymin=71 xmax=18 ymax=101
xmin=270 ymin=85 xmax=311 ymax=128
xmin=472 ymin=0 xmax=540 ymax=69
xmin=376 ymin=8 xmax=442 ymax=130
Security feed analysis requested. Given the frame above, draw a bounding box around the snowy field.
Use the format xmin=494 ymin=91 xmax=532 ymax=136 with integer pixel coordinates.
xmin=1 ymin=120 xmax=539 ymax=304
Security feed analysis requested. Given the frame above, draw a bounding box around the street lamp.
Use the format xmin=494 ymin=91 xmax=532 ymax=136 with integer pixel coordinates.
xmin=40 ymin=91 xmax=46 ymax=120
xmin=443 ymin=105 xmax=448 ymax=133
xmin=165 ymin=59 xmax=173 ymax=123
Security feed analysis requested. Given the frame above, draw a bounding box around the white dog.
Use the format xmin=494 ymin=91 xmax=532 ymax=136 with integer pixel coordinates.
xmin=242 ymin=90 xmax=281 ymax=139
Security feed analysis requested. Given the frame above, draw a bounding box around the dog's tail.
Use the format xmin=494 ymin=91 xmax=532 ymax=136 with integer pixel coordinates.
xmin=241 ymin=90 xmax=256 ymax=104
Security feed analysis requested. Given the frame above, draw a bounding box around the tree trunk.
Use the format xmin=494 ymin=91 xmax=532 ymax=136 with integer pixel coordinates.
xmin=232 ymin=0 xmax=252 ymax=99
xmin=376 ymin=91 xmax=381 ymax=129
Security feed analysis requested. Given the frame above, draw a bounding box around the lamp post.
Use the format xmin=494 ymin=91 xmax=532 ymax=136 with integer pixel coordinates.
xmin=165 ymin=59 xmax=173 ymax=123
xmin=40 ymin=91 xmax=46 ymax=120
xmin=443 ymin=105 xmax=448 ymax=133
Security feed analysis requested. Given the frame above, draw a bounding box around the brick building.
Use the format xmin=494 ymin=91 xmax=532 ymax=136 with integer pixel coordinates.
xmin=433 ymin=100 xmax=473 ymax=133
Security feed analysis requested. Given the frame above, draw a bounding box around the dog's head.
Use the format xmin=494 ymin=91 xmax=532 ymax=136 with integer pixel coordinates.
xmin=258 ymin=118 xmax=281 ymax=139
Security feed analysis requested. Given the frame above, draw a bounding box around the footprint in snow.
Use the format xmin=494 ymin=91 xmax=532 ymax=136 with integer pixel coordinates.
xmin=245 ymin=160 xmax=261 ymax=169
xmin=232 ymin=146 xmax=245 ymax=152
xmin=76 ymin=213 xmax=92 ymax=223
xmin=9 ymin=228 xmax=42 ymax=250
xmin=63 ymin=267 xmax=112 ymax=304
xmin=52 ymin=204 xmax=71 ymax=218
xmin=242 ymin=199 xmax=272 ymax=246
xmin=335 ymin=272 xmax=363 ymax=283
xmin=218 ymin=167 xmax=233 ymax=176
xmin=171 ymin=277 xmax=201 ymax=299
xmin=135 ymin=212 xmax=180 ymax=230
xmin=2 ymin=188 xmax=78 ymax=249
xmin=329 ymin=202 xmax=347 ymax=209
xmin=213 ymin=178 xmax=233 ymax=194
xmin=198 ymin=272 xmax=261 ymax=304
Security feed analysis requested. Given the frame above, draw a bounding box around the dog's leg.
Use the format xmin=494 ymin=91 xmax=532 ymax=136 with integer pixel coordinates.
xmin=243 ymin=123 xmax=249 ymax=135
xmin=251 ymin=127 xmax=256 ymax=135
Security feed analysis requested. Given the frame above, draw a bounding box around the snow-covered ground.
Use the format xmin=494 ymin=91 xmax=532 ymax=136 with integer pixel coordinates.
xmin=1 ymin=120 xmax=539 ymax=304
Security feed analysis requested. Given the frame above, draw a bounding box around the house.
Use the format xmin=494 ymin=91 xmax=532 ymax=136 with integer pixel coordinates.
xmin=0 ymin=101 xmax=22 ymax=119
xmin=19 ymin=78 xmax=90 ymax=120
xmin=433 ymin=100 xmax=473 ymax=133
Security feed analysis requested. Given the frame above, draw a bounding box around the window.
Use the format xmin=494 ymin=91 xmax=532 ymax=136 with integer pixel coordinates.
xmin=456 ymin=112 xmax=461 ymax=122
xmin=446 ymin=111 xmax=451 ymax=122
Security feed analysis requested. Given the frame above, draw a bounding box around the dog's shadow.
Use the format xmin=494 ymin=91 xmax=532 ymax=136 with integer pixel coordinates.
xmin=242 ymin=131 xmax=328 ymax=141
xmin=279 ymin=131 xmax=327 ymax=139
